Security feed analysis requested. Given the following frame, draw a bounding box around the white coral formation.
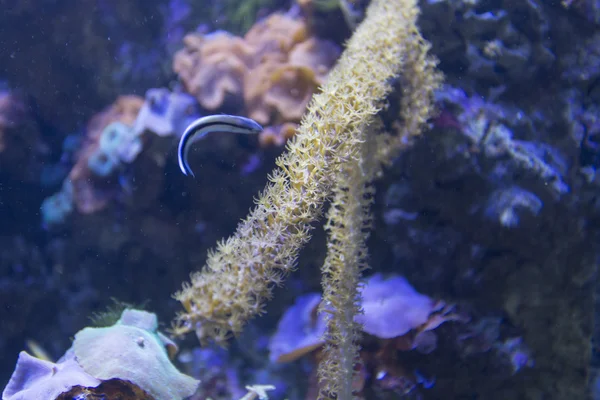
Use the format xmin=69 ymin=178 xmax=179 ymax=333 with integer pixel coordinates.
xmin=73 ymin=309 xmax=199 ymax=400
xmin=2 ymin=309 xmax=199 ymax=400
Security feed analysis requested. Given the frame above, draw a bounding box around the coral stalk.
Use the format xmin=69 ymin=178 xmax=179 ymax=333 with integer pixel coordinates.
xmin=317 ymin=125 xmax=380 ymax=399
xmin=173 ymin=0 xmax=440 ymax=349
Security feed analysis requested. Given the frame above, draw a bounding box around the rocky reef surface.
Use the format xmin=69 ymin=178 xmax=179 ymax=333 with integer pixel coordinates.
xmin=0 ymin=0 xmax=599 ymax=399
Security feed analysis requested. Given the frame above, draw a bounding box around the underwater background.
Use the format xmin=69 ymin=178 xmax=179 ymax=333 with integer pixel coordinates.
xmin=1 ymin=0 xmax=600 ymax=399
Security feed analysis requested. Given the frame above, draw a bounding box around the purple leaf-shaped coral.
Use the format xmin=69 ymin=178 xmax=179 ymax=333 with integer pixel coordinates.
xmin=356 ymin=274 xmax=436 ymax=339
xmin=2 ymin=352 xmax=100 ymax=400
xmin=268 ymin=293 xmax=327 ymax=363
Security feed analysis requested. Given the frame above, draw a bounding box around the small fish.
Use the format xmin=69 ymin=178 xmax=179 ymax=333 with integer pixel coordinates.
xmin=25 ymin=339 xmax=53 ymax=362
xmin=178 ymin=114 xmax=263 ymax=177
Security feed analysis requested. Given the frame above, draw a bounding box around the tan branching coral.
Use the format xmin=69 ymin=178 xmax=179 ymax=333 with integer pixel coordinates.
xmin=173 ymin=0 xmax=440 ymax=344
xmin=317 ymin=122 xmax=378 ymax=400
xmin=174 ymin=0 xmax=441 ymax=398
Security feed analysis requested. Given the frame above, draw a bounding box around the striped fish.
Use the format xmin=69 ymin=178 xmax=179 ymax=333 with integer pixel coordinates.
xmin=178 ymin=115 xmax=263 ymax=177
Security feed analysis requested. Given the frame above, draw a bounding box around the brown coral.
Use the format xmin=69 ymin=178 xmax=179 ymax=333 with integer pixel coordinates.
xmin=244 ymin=13 xmax=308 ymax=63
xmin=173 ymin=13 xmax=340 ymax=146
xmin=173 ymin=32 xmax=253 ymax=111
xmin=288 ymin=37 xmax=341 ymax=84
xmin=243 ymin=57 xmax=285 ymax=124
xmin=259 ymin=123 xmax=298 ymax=147
xmin=264 ymin=65 xmax=320 ymax=123
xmin=246 ymin=62 xmax=320 ymax=125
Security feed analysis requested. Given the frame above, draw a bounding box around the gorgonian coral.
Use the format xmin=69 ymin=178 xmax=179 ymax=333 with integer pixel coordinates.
xmin=173 ymin=0 xmax=442 ymax=399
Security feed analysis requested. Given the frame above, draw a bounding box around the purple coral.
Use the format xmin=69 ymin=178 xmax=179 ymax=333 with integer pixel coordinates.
xmin=2 ymin=352 xmax=100 ymax=400
xmin=132 ymin=88 xmax=200 ymax=139
xmin=268 ymin=293 xmax=326 ymax=363
xmin=356 ymin=274 xmax=436 ymax=339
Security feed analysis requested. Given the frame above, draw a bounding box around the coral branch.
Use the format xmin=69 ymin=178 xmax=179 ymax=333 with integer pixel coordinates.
xmin=316 ymin=12 xmax=442 ymax=396
xmin=173 ymin=0 xmax=440 ymax=350
xmin=317 ymin=125 xmax=380 ymax=399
